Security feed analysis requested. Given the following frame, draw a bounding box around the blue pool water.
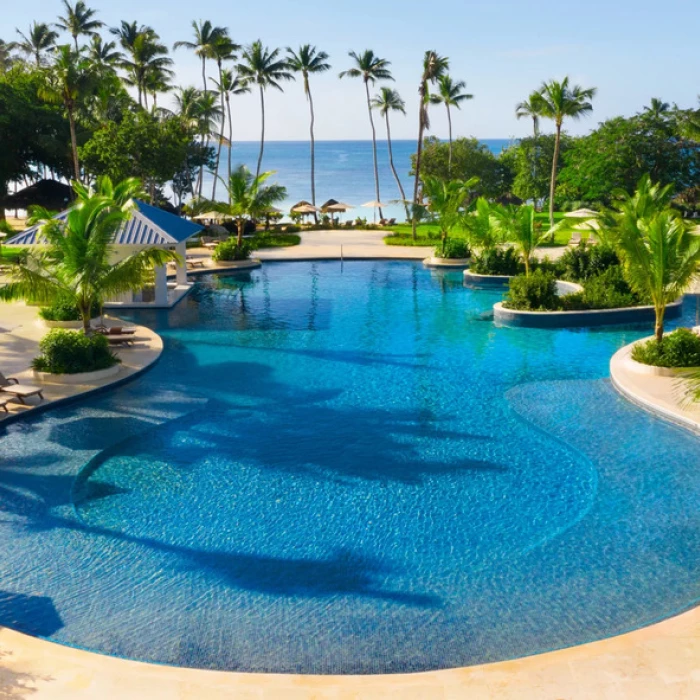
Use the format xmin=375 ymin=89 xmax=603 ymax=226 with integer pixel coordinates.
xmin=1 ymin=261 xmax=699 ymax=674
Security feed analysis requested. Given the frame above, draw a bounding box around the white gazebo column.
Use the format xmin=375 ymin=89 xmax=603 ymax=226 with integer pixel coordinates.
xmin=175 ymin=241 xmax=188 ymax=285
xmin=154 ymin=264 xmax=168 ymax=306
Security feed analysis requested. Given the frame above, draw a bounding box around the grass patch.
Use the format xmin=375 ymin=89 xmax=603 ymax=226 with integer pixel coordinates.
xmin=253 ymin=233 xmax=301 ymax=248
xmin=0 ymin=246 xmax=24 ymax=264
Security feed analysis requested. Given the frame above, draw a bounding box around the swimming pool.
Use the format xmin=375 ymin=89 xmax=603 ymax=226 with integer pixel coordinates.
xmin=1 ymin=261 xmax=699 ymax=674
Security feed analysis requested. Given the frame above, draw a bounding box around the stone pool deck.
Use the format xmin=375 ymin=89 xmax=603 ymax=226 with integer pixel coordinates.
xmin=0 ymin=257 xmax=699 ymax=698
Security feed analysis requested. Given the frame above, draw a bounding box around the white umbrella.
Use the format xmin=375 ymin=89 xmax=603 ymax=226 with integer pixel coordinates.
xmin=362 ymin=200 xmax=387 ymax=224
xmin=292 ymin=204 xmax=321 ymax=214
xmin=193 ymin=211 xmax=232 ymax=222
xmin=565 ymin=208 xmax=599 ymax=218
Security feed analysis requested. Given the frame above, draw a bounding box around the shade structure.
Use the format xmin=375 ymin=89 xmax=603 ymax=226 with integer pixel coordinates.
xmin=292 ymin=204 xmax=320 ymax=214
xmin=1 ymin=179 xmax=72 ymax=211
xmin=192 ymin=211 xmax=232 ymax=222
xmin=324 ymin=202 xmax=353 ymax=213
xmin=362 ymin=200 xmax=387 ymax=208
xmin=566 ymin=208 xmax=599 ymax=218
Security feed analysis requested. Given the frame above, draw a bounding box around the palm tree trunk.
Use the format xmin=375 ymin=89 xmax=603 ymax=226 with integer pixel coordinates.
xmin=532 ymin=116 xmax=538 ymax=209
xmin=412 ymin=89 xmax=427 ymax=240
xmin=73 ymin=35 xmax=79 ymax=53
xmin=237 ymin=217 xmax=245 ymax=246
xmin=212 ymin=62 xmax=225 ymax=201
xmin=256 ymin=86 xmax=265 ymax=180
xmin=308 ymin=79 xmax=318 ymax=224
xmin=201 ymin=56 xmax=207 ymax=94
xmin=549 ymin=122 xmax=561 ymax=229
xmin=447 ymin=104 xmax=453 ymax=175
xmin=365 ymin=79 xmax=383 ymax=221
xmin=386 ymin=113 xmax=410 ymax=221
xmin=67 ymin=106 xmax=80 ymax=182
xmin=655 ymin=305 xmax=665 ymax=343
xmin=226 ymin=93 xmax=233 ymax=204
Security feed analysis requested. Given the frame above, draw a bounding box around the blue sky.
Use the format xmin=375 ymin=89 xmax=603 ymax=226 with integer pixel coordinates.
xmin=7 ymin=0 xmax=700 ymax=141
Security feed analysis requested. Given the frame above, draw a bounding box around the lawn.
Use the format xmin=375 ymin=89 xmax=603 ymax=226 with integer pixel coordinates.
xmin=253 ymin=233 xmax=301 ymax=248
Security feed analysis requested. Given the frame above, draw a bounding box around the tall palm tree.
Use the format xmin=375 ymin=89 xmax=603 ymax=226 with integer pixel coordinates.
xmin=0 ymin=177 xmax=179 ymax=333
xmin=493 ymin=204 xmax=549 ymax=276
xmin=0 ymin=40 xmax=14 ymax=73
xmin=39 ymin=45 xmax=96 ymax=181
xmin=209 ymin=34 xmax=240 ymax=200
xmin=515 ymin=91 xmax=545 ymax=198
xmin=422 ymin=175 xmax=478 ymax=256
xmin=339 ymin=50 xmax=393 ymax=221
xmin=600 ymin=176 xmax=700 ymax=342
xmin=88 ymin=35 xmax=122 ymax=70
xmin=121 ymin=32 xmax=172 ymax=108
xmin=143 ymin=64 xmax=174 ymax=110
xmin=14 ymin=22 xmax=59 ymax=66
xmin=411 ymin=50 xmax=449 ymax=238
xmin=371 ymin=87 xmax=410 ymax=220
xmin=430 ymin=75 xmax=473 ymax=173
xmin=212 ymin=69 xmax=251 ymax=196
xmin=173 ymin=20 xmax=226 ymax=95
xmin=537 ymin=76 xmax=597 ymax=227
xmin=287 ymin=45 xmax=331 ymax=217
xmin=644 ymin=97 xmax=671 ymax=119
xmin=55 ymin=0 xmax=103 ymax=52
xmin=237 ymin=41 xmax=294 ymax=178
xmin=215 ymin=166 xmax=287 ymax=245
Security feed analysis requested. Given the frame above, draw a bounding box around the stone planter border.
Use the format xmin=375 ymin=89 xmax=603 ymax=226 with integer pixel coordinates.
xmin=423 ymin=257 xmax=471 ymax=268
xmin=32 ymin=364 xmax=121 ymax=385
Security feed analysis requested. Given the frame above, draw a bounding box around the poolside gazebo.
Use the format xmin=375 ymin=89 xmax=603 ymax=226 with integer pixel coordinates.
xmin=5 ymin=199 xmax=204 ymax=308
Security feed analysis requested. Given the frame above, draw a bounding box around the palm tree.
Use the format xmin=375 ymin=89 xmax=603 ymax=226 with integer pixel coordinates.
xmin=430 ymin=75 xmax=473 ymax=173
xmin=88 ymin=35 xmax=122 ymax=69
xmin=55 ymin=0 xmax=103 ymax=52
xmin=286 ymin=45 xmax=331 ymax=217
xmin=339 ymin=50 xmax=393 ymax=221
xmin=215 ymin=166 xmax=287 ymax=246
xmin=143 ymin=64 xmax=174 ymax=110
xmin=371 ymin=87 xmax=410 ymax=220
xmin=412 ymin=50 xmax=449 ymax=238
xmin=0 ymin=177 xmax=179 ymax=333
xmin=212 ymin=69 xmax=251 ymax=196
xmin=516 ymin=91 xmax=545 ymax=197
xmin=422 ymin=175 xmax=478 ymax=256
xmin=173 ymin=20 xmax=226 ymax=95
xmin=237 ymin=41 xmax=294 ymax=178
xmin=0 ymin=40 xmax=14 ymax=73
xmin=39 ymin=46 xmax=96 ymax=181
xmin=493 ymin=204 xmax=548 ymax=276
xmin=644 ymin=97 xmax=671 ymax=119
xmin=461 ymin=197 xmax=502 ymax=251
xmin=601 ymin=176 xmax=700 ymax=342
xmin=14 ymin=22 xmax=59 ymax=66
xmin=537 ymin=77 xmax=597 ymax=228
xmin=209 ymin=34 xmax=240 ymax=201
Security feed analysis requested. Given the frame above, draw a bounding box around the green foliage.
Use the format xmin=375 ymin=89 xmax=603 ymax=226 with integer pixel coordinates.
xmin=32 ymin=329 xmax=120 ymax=374
xmin=212 ymin=238 xmax=252 ymax=261
xmin=561 ymin=266 xmax=641 ymax=310
xmin=504 ymin=269 xmax=559 ymax=310
xmin=253 ymin=233 xmax=301 ymax=248
xmin=558 ymin=110 xmax=700 ymax=204
xmin=470 ymin=247 xmax=522 ymax=275
xmin=631 ymin=328 xmax=700 ymax=368
xmin=413 ymin=137 xmax=513 ymax=199
xmin=557 ymin=243 xmax=620 ymax=282
xmin=437 ymin=238 xmax=470 ymax=259
xmin=80 ymin=110 xmax=194 ymax=187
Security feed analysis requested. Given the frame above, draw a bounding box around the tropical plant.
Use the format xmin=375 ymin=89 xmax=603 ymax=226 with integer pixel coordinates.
xmin=88 ymin=35 xmax=122 ymax=70
xmin=515 ymin=91 xmax=545 ymax=194
xmin=215 ymin=165 xmax=287 ymax=245
xmin=339 ymin=50 xmax=394 ymax=221
xmin=536 ymin=77 xmax=596 ymax=226
xmin=287 ymin=44 xmax=331 ymax=218
xmin=14 ymin=22 xmax=59 ymax=66
xmin=371 ymin=87 xmax=409 ymax=220
xmin=0 ymin=177 xmax=179 ymax=333
xmin=643 ymin=97 xmax=671 ymax=120
xmin=55 ymin=0 xmax=103 ymax=52
xmin=0 ymin=39 xmax=14 ymax=73
xmin=504 ymin=269 xmax=559 ymax=310
xmin=411 ymin=50 xmax=449 ymax=238
xmin=632 ymin=328 xmax=700 ymax=368
xmin=493 ymin=204 xmax=548 ymax=276
xmin=32 ymin=328 xmax=119 ymax=374
xmin=430 ymin=75 xmax=473 ymax=174
xmin=422 ymin=175 xmax=478 ymax=256
xmin=174 ymin=20 xmax=227 ymax=94
xmin=237 ymin=41 xmax=293 ymax=178
xmin=212 ymin=69 xmax=250 ymax=194
xmin=603 ymin=176 xmax=700 ymax=342
xmin=461 ymin=196 xmax=502 ymax=251
xmin=38 ymin=45 xmax=96 ymax=181
xmin=209 ymin=33 xmax=241 ymax=200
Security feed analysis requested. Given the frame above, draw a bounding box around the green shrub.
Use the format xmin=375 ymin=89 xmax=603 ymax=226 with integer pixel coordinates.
xmin=504 ymin=269 xmax=560 ymax=310
xmin=561 ymin=266 xmax=641 ymax=310
xmin=283 ymin=224 xmax=301 ymax=233
xmin=32 ymin=329 xmax=120 ymax=374
xmin=470 ymin=247 xmax=522 ymax=275
xmin=631 ymin=328 xmax=700 ymax=368
xmin=558 ymin=243 xmax=620 ymax=282
xmin=253 ymin=233 xmax=301 ymax=248
xmin=436 ymin=238 xmax=470 ymax=259
xmin=38 ymin=298 xmax=101 ymax=322
xmin=212 ymin=238 xmax=252 ymax=262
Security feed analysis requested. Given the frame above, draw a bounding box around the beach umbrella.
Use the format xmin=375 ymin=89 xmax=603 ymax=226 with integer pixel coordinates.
xmin=566 ymin=208 xmax=599 ymax=218
xmin=193 ymin=211 xmax=232 ymax=222
xmin=362 ymin=200 xmax=387 ymax=224
xmin=291 ymin=204 xmax=320 ymax=214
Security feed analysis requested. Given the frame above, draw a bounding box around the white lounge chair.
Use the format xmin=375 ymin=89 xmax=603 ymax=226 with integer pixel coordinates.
xmin=0 ymin=372 xmax=45 ymax=404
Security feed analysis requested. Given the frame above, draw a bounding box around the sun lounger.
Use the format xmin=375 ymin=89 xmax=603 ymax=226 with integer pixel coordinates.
xmin=0 ymin=372 xmax=45 ymax=404
xmin=186 ymin=256 xmax=207 ymax=268
xmin=106 ymin=335 xmax=148 ymax=347
xmin=0 ymin=395 xmax=12 ymax=412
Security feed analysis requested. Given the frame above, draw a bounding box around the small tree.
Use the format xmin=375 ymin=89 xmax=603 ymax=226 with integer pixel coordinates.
xmin=0 ymin=177 xmax=179 ymax=332
xmin=493 ymin=204 xmax=549 ymax=276
xmin=461 ymin=197 xmax=502 ymax=252
xmin=216 ymin=166 xmax=287 ymax=246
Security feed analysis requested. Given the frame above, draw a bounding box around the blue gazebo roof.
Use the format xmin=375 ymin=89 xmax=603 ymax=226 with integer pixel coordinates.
xmin=5 ymin=200 xmax=203 ymax=247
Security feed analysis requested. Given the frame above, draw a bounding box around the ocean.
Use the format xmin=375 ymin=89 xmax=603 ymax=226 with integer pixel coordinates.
xmin=201 ymin=139 xmax=512 ymax=222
